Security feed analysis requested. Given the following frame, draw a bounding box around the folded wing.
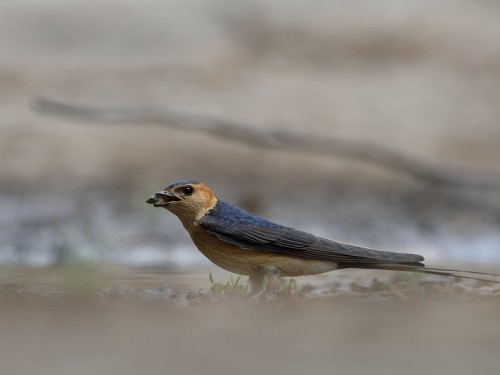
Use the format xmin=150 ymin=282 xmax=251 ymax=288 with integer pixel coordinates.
xmin=200 ymin=201 xmax=424 ymax=266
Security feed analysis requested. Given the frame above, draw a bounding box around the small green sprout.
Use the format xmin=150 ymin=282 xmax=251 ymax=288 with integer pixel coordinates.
xmin=209 ymin=273 xmax=248 ymax=297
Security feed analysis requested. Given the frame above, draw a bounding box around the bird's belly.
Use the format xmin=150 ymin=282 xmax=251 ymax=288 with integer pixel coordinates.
xmin=189 ymin=229 xmax=338 ymax=277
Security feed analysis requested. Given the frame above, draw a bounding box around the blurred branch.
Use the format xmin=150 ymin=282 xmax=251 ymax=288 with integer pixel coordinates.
xmin=35 ymin=97 xmax=500 ymax=190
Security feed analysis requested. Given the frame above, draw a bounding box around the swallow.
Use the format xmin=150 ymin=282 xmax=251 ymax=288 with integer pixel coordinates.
xmin=147 ymin=180 xmax=500 ymax=295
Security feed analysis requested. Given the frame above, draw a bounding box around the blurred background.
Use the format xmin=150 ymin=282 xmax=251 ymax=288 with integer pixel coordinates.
xmin=2 ymin=1 xmax=500 ymax=375
xmin=1 ymin=0 xmax=500 ymax=270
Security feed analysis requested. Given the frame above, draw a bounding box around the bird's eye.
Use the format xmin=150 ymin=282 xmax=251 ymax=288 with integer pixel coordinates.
xmin=182 ymin=186 xmax=194 ymax=196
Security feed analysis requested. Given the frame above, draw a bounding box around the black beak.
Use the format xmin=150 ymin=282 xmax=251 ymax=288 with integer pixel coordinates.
xmin=146 ymin=191 xmax=180 ymax=207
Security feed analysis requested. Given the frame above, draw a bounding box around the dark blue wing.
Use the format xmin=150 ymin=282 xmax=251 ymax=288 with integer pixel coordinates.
xmin=200 ymin=201 xmax=424 ymax=265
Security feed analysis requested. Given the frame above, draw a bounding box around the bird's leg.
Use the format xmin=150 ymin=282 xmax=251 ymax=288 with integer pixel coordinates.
xmin=246 ymin=267 xmax=283 ymax=299
xmin=264 ymin=267 xmax=282 ymax=294
xmin=247 ymin=274 xmax=265 ymax=297
xmin=247 ymin=267 xmax=282 ymax=299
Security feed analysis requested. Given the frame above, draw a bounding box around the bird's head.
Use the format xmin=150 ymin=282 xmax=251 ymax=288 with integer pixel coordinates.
xmin=146 ymin=180 xmax=217 ymax=225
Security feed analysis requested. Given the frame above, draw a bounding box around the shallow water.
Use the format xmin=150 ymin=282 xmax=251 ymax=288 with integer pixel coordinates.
xmin=2 ymin=187 xmax=499 ymax=270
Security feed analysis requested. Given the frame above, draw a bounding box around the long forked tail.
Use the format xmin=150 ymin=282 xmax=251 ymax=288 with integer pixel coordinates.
xmin=341 ymin=263 xmax=500 ymax=284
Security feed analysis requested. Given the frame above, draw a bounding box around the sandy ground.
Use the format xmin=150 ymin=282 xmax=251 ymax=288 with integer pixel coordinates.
xmin=2 ymin=267 xmax=500 ymax=375
xmin=3 ymin=299 xmax=500 ymax=375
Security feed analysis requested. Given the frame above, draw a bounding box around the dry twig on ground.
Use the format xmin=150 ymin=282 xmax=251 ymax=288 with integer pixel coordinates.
xmin=35 ymin=97 xmax=500 ymax=190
